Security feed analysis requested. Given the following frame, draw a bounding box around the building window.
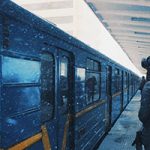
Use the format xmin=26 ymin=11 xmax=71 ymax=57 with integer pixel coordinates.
xmin=86 ymin=59 xmax=101 ymax=104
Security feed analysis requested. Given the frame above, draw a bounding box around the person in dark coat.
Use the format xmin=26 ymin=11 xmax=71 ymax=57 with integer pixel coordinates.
xmin=139 ymin=76 xmax=146 ymax=93
xmin=86 ymin=76 xmax=97 ymax=102
xmin=138 ymin=56 xmax=150 ymax=150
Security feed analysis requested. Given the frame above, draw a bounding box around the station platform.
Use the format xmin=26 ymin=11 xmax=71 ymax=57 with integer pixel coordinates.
xmin=98 ymin=91 xmax=142 ymax=150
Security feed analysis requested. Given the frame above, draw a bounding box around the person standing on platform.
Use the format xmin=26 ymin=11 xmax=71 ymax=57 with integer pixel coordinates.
xmin=138 ymin=56 xmax=150 ymax=150
xmin=139 ymin=76 xmax=146 ymax=94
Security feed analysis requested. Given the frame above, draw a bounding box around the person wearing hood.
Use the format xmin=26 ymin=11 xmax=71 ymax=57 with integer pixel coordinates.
xmin=138 ymin=56 xmax=150 ymax=150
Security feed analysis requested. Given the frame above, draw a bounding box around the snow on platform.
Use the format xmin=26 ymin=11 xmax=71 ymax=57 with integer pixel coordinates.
xmin=98 ymin=91 xmax=142 ymax=150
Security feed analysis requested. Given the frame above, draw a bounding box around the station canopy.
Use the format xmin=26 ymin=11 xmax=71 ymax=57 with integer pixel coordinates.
xmin=85 ymin=0 xmax=150 ymax=74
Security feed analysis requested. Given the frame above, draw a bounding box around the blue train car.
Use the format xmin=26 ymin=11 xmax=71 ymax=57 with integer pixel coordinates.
xmin=0 ymin=1 xmax=140 ymax=150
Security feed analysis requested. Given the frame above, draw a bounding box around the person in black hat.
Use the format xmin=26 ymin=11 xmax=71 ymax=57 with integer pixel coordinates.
xmin=138 ymin=56 xmax=150 ymax=150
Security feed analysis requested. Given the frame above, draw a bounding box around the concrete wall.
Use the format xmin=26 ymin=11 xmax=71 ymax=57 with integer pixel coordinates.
xmin=73 ymin=0 xmax=141 ymax=75
xmin=12 ymin=0 xmax=141 ymax=75
xmin=12 ymin=0 xmax=74 ymax=35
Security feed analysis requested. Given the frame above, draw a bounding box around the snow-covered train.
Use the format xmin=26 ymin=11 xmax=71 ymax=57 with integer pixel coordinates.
xmin=0 ymin=1 xmax=140 ymax=150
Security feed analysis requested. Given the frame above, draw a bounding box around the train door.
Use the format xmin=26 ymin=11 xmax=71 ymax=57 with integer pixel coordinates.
xmin=121 ymin=71 xmax=124 ymax=112
xmin=105 ymin=65 xmax=112 ymax=130
xmin=58 ymin=50 xmax=74 ymax=150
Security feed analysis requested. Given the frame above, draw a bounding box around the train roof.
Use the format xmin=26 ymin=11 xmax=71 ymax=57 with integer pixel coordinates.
xmin=0 ymin=0 xmax=138 ymax=76
xmin=0 ymin=0 xmax=97 ymax=54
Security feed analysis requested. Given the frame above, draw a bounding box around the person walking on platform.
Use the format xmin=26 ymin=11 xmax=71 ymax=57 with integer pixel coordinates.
xmin=139 ymin=76 xmax=146 ymax=94
xmin=138 ymin=56 xmax=150 ymax=150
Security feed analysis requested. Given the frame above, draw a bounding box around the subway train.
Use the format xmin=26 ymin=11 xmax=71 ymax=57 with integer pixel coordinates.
xmin=0 ymin=1 xmax=140 ymax=150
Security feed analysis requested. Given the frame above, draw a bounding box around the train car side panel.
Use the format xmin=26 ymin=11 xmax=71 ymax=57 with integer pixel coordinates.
xmin=0 ymin=1 xmax=141 ymax=150
xmin=111 ymin=67 xmax=122 ymax=123
xmin=0 ymin=15 xmax=58 ymax=149
xmin=0 ymin=63 xmax=1 ymax=148
xmin=74 ymin=55 xmax=106 ymax=150
xmin=123 ymin=72 xmax=128 ymax=107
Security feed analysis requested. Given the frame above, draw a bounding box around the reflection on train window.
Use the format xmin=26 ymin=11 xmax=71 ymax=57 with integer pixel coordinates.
xmin=87 ymin=59 xmax=93 ymax=70
xmin=2 ymin=56 xmax=41 ymax=116
xmin=60 ymin=56 xmax=69 ymax=113
xmin=41 ymin=53 xmax=54 ymax=121
xmin=76 ymin=68 xmax=85 ymax=81
xmin=2 ymin=56 xmax=40 ymax=84
xmin=106 ymin=65 xmax=112 ymax=95
xmin=76 ymin=68 xmax=86 ymax=104
xmin=86 ymin=59 xmax=101 ymax=104
xmin=2 ymin=87 xmax=40 ymax=116
xmin=124 ymin=72 xmax=128 ymax=88
xmin=93 ymin=61 xmax=99 ymax=71
xmin=114 ymin=68 xmax=120 ymax=93
xmin=127 ymin=73 xmax=130 ymax=88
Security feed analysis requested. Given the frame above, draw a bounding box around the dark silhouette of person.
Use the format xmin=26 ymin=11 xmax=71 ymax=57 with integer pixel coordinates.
xmin=86 ymin=76 xmax=97 ymax=102
xmin=138 ymin=56 xmax=150 ymax=150
xmin=139 ymin=76 xmax=146 ymax=94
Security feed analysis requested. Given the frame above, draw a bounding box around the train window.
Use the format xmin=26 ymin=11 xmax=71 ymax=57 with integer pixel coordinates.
xmin=93 ymin=61 xmax=100 ymax=71
xmin=2 ymin=87 xmax=40 ymax=116
xmin=87 ymin=59 xmax=93 ymax=70
xmin=87 ymin=59 xmax=100 ymax=71
xmin=76 ymin=68 xmax=86 ymax=81
xmin=106 ymin=66 xmax=112 ymax=95
xmin=2 ymin=56 xmax=40 ymax=84
xmin=114 ymin=68 xmax=120 ymax=93
xmin=60 ymin=56 xmax=69 ymax=113
xmin=86 ymin=73 xmax=100 ymax=102
xmin=124 ymin=72 xmax=128 ymax=88
xmin=86 ymin=59 xmax=101 ymax=103
xmin=128 ymin=73 xmax=130 ymax=86
xmin=41 ymin=53 xmax=54 ymax=121
xmin=2 ymin=56 xmax=41 ymax=116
